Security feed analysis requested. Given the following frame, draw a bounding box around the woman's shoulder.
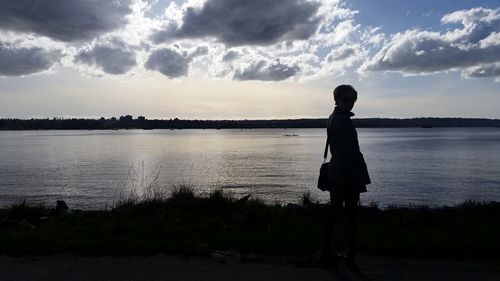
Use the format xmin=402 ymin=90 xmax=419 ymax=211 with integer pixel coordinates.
xmin=331 ymin=114 xmax=351 ymax=125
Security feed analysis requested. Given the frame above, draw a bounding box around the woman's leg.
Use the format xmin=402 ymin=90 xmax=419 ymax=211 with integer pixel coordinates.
xmin=344 ymin=192 xmax=361 ymax=272
xmin=344 ymin=192 xmax=359 ymax=256
xmin=323 ymin=191 xmax=343 ymax=254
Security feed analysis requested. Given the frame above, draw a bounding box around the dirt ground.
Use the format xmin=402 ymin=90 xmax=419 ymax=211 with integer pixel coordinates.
xmin=0 ymin=253 xmax=498 ymax=281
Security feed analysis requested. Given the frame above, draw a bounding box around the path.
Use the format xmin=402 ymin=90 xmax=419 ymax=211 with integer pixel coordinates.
xmin=0 ymin=253 xmax=498 ymax=281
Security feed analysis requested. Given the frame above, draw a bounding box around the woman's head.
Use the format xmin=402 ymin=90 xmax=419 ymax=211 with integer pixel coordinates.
xmin=333 ymin=84 xmax=357 ymax=111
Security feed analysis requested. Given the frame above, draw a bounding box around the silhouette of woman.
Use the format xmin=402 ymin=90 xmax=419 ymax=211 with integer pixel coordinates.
xmin=322 ymin=84 xmax=371 ymax=272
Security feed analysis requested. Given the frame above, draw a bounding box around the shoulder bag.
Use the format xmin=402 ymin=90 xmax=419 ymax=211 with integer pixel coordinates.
xmin=317 ymin=117 xmax=332 ymax=191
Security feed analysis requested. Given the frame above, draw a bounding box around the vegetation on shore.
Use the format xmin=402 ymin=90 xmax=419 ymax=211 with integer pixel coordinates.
xmin=0 ymin=186 xmax=498 ymax=259
xmin=2 ymin=115 xmax=500 ymax=130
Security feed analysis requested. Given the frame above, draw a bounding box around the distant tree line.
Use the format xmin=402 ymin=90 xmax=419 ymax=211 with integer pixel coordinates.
xmin=1 ymin=116 xmax=500 ymax=130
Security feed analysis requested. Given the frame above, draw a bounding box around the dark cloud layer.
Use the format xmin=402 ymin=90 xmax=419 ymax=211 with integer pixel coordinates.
xmin=146 ymin=48 xmax=189 ymax=78
xmin=152 ymin=0 xmax=321 ymax=46
xmin=0 ymin=0 xmax=132 ymax=42
xmin=76 ymin=45 xmax=137 ymax=75
xmin=234 ymin=60 xmax=299 ymax=81
xmin=363 ymin=8 xmax=500 ymax=78
xmin=145 ymin=46 xmax=207 ymax=78
xmin=0 ymin=44 xmax=60 ymax=76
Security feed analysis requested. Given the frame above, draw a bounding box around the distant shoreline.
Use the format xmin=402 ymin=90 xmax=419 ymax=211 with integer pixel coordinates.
xmin=1 ymin=117 xmax=500 ymax=130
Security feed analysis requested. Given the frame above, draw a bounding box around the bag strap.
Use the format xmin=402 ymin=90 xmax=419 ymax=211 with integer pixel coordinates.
xmin=324 ymin=115 xmax=333 ymax=161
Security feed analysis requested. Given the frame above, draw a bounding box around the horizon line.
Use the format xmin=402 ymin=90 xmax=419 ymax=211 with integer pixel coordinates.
xmin=2 ymin=116 xmax=500 ymax=121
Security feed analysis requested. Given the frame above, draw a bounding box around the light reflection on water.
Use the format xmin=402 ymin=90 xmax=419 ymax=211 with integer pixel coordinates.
xmin=1 ymin=128 xmax=500 ymax=209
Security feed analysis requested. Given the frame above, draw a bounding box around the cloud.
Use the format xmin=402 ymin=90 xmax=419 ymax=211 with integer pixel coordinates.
xmin=165 ymin=0 xmax=376 ymax=82
xmin=0 ymin=0 xmax=380 ymax=82
xmin=233 ymin=60 xmax=300 ymax=81
xmin=145 ymin=48 xmax=190 ymax=78
xmin=151 ymin=0 xmax=321 ymax=46
xmin=320 ymin=19 xmax=361 ymax=47
xmin=75 ymin=42 xmax=137 ymax=75
xmin=326 ymin=45 xmax=357 ymax=62
xmin=145 ymin=45 xmax=208 ymax=78
xmin=190 ymin=45 xmax=209 ymax=57
xmin=222 ymin=50 xmax=239 ymax=62
xmin=0 ymin=43 xmax=60 ymax=77
xmin=0 ymin=0 xmax=132 ymax=42
xmin=463 ymin=63 xmax=500 ymax=79
xmin=362 ymin=7 xmax=500 ymax=79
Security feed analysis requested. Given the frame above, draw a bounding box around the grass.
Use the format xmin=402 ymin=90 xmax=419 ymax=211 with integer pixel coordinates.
xmin=0 ymin=187 xmax=499 ymax=260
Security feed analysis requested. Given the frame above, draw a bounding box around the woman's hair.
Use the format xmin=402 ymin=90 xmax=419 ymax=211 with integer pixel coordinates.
xmin=333 ymin=84 xmax=357 ymax=104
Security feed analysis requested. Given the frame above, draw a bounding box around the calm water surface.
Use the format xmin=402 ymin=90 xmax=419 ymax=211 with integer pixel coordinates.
xmin=1 ymin=128 xmax=500 ymax=209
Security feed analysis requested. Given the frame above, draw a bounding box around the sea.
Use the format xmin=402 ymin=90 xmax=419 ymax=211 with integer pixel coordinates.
xmin=1 ymin=128 xmax=500 ymax=209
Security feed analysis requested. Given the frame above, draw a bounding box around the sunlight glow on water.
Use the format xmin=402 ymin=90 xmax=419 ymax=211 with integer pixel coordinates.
xmin=1 ymin=128 xmax=500 ymax=209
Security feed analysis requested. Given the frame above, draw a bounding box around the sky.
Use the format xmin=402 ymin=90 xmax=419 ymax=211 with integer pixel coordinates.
xmin=0 ymin=0 xmax=499 ymax=119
